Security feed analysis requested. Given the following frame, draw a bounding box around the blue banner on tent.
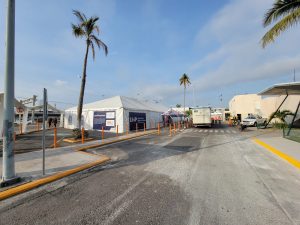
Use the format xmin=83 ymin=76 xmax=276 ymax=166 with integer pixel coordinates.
xmin=129 ymin=112 xmax=146 ymax=131
xmin=93 ymin=111 xmax=115 ymax=130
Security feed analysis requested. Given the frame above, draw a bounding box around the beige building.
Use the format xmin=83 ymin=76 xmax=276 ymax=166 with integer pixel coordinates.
xmin=229 ymin=94 xmax=300 ymax=121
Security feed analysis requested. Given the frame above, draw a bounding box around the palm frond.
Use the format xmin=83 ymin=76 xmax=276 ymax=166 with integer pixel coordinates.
xmin=90 ymin=35 xmax=108 ymax=56
xmin=73 ymin=10 xmax=87 ymax=23
xmin=72 ymin=23 xmax=85 ymax=37
xmin=261 ymin=7 xmax=300 ymax=48
xmin=264 ymin=0 xmax=300 ymax=27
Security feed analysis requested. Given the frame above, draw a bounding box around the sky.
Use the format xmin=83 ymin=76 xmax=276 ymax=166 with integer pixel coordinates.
xmin=0 ymin=0 xmax=300 ymax=110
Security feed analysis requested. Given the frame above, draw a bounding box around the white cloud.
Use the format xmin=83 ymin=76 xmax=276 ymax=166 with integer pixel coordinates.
xmin=55 ymin=79 xmax=67 ymax=86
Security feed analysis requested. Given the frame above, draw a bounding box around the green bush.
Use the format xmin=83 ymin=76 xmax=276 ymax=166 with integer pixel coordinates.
xmin=72 ymin=128 xmax=89 ymax=139
xmin=272 ymin=122 xmax=288 ymax=129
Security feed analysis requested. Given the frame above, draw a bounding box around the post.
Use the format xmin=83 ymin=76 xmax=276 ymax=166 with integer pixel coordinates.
xmin=1 ymin=0 xmax=19 ymax=186
xmin=169 ymin=124 xmax=172 ymax=136
xmin=101 ymin=126 xmax=104 ymax=140
xmin=81 ymin=127 xmax=85 ymax=144
xmin=144 ymin=123 xmax=146 ymax=133
xmin=173 ymin=123 xmax=176 ymax=134
xmin=157 ymin=123 xmax=160 ymax=135
xmin=116 ymin=125 xmax=119 ymax=137
xmin=126 ymin=124 xmax=129 ymax=135
xmin=136 ymin=123 xmax=138 ymax=133
xmin=42 ymin=88 xmax=47 ymax=176
xmin=53 ymin=128 xmax=57 ymax=148
xmin=19 ymin=123 xmax=22 ymax=134
xmin=287 ymin=101 xmax=300 ymax=136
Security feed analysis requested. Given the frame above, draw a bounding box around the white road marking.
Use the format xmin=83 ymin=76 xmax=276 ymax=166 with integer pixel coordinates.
xmin=214 ymin=130 xmax=219 ymax=133
xmin=204 ymin=130 xmax=208 ymax=133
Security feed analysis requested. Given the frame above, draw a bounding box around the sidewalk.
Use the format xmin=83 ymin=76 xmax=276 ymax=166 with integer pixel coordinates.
xmin=253 ymin=130 xmax=300 ymax=168
xmin=0 ymin=129 xmax=157 ymax=183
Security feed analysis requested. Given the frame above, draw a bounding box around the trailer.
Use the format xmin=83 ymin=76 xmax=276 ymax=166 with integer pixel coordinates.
xmin=192 ymin=107 xmax=212 ymax=127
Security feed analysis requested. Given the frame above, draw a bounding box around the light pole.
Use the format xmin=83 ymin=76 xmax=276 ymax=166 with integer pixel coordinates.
xmin=1 ymin=0 xmax=20 ymax=187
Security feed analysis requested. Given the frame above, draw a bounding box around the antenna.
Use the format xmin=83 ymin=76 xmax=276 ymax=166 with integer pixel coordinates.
xmin=294 ymin=68 xmax=296 ymax=82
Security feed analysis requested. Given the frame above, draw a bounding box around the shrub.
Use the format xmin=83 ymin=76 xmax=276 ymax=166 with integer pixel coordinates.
xmin=72 ymin=128 xmax=89 ymax=139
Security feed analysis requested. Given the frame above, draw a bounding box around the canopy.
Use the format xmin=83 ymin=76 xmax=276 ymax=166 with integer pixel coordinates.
xmin=258 ymin=82 xmax=300 ymax=96
xmin=162 ymin=108 xmax=184 ymax=116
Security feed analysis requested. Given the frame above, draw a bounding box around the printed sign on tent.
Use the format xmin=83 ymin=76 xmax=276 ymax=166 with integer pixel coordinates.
xmin=129 ymin=112 xmax=146 ymax=131
xmin=93 ymin=111 xmax=116 ymax=130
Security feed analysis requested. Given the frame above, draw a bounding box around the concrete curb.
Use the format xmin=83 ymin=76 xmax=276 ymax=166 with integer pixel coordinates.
xmin=0 ymin=156 xmax=110 ymax=201
xmin=253 ymin=138 xmax=300 ymax=169
xmin=75 ymin=130 xmax=158 ymax=152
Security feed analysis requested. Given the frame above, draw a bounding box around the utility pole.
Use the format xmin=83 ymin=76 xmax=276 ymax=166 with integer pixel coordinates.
xmin=1 ymin=0 xmax=20 ymax=187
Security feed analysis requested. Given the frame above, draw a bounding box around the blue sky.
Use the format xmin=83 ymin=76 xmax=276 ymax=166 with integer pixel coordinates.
xmin=1 ymin=0 xmax=300 ymax=109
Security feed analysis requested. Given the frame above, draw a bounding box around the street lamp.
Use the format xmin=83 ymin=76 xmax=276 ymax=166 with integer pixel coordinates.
xmin=1 ymin=0 xmax=20 ymax=187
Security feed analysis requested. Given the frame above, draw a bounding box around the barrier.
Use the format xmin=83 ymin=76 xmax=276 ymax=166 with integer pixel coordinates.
xmin=81 ymin=128 xmax=85 ymax=144
xmin=53 ymin=128 xmax=57 ymax=148
xmin=116 ymin=125 xmax=119 ymax=137
xmin=101 ymin=126 xmax=104 ymax=140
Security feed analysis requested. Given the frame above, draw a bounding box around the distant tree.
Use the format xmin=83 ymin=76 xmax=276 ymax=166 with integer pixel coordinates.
xmin=261 ymin=0 xmax=300 ymax=48
xmin=179 ymin=73 xmax=191 ymax=117
xmin=72 ymin=10 xmax=108 ymax=128
xmin=176 ymin=104 xmax=181 ymax=108
xmin=269 ymin=109 xmax=294 ymax=123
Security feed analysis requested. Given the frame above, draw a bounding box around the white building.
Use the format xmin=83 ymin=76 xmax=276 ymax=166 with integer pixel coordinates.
xmin=64 ymin=96 xmax=168 ymax=133
xmin=0 ymin=93 xmax=29 ymax=137
xmin=229 ymin=93 xmax=300 ymax=121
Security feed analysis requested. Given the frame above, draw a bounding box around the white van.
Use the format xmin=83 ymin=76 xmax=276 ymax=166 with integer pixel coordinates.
xmin=192 ymin=107 xmax=212 ymax=127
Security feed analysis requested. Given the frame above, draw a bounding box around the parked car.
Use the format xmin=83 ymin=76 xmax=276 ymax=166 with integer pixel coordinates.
xmin=242 ymin=115 xmax=267 ymax=127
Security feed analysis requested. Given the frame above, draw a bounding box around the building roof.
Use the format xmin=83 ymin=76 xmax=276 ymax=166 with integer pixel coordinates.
xmin=0 ymin=93 xmax=25 ymax=108
xmin=65 ymin=96 xmax=168 ymax=113
xmin=258 ymin=82 xmax=300 ymax=96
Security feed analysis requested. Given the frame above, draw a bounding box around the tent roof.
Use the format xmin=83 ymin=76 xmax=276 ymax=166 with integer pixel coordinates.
xmin=162 ymin=108 xmax=184 ymax=116
xmin=65 ymin=95 xmax=168 ymax=112
xmin=258 ymin=82 xmax=300 ymax=96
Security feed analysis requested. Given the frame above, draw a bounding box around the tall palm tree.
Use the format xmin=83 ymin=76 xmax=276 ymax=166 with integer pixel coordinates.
xmin=72 ymin=10 xmax=108 ymax=128
xmin=179 ymin=73 xmax=191 ymax=117
xmin=261 ymin=0 xmax=300 ymax=48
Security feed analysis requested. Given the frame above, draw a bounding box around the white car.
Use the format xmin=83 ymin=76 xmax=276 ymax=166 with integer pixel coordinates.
xmin=242 ymin=115 xmax=267 ymax=127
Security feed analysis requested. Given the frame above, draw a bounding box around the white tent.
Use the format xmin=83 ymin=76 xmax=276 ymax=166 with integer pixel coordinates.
xmin=64 ymin=96 xmax=168 ymax=133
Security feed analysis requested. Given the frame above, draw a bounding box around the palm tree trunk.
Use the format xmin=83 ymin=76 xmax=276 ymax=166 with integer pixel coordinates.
xmin=77 ymin=41 xmax=89 ymax=128
xmin=184 ymin=86 xmax=186 ymax=118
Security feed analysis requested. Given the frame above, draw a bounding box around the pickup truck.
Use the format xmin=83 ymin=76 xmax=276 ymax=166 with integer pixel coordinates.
xmin=242 ymin=115 xmax=267 ymax=127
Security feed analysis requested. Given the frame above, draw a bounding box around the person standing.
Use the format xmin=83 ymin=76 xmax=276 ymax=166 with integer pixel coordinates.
xmin=48 ymin=117 xmax=52 ymax=128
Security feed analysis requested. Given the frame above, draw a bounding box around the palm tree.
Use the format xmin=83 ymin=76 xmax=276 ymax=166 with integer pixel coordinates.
xmin=179 ymin=73 xmax=191 ymax=117
xmin=269 ymin=109 xmax=294 ymax=123
xmin=72 ymin=10 xmax=108 ymax=128
xmin=261 ymin=0 xmax=300 ymax=48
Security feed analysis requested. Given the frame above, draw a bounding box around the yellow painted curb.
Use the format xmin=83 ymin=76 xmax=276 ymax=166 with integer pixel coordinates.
xmin=0 ymin=156 xmax=110 ymax=201
xmin=253 ymin=138 xmax=300 ymax=169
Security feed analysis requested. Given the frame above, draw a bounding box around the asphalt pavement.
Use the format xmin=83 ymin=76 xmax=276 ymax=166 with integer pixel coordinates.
xmin=1 ymin=124 xmax=300 ymax=225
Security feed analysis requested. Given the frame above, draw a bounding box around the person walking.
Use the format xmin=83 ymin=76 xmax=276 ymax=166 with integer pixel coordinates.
xmin=53 ymin=118 xmax=57 ymax=128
